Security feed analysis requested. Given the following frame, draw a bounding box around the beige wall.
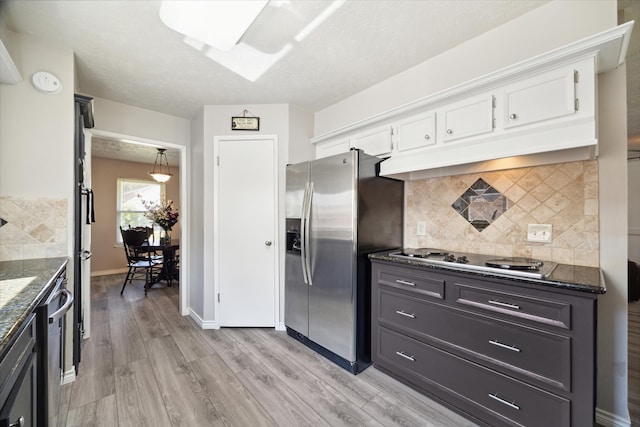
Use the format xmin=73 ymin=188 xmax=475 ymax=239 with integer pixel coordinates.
xmin=406 ymin=160 xmax=599 ymax=266
xmin=0 ymin=30 xmax=74 ymax=260
xmin=91 ymin=156 xmax=180 ymax=274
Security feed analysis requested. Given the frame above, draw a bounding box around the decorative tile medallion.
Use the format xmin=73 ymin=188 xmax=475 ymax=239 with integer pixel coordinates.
xmin=452 ymin=178 xmax=511 ymax=231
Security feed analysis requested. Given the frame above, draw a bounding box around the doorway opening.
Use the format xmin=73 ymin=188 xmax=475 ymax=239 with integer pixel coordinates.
xmin=85 ymin=129 xmax=189 ymax=317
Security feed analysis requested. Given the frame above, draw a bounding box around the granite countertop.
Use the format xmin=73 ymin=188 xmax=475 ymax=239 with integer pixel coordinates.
xmin=369 ymin=250 xmax=605 ymax=295
xmin=0 ymin=257 xmax=68 ymax=356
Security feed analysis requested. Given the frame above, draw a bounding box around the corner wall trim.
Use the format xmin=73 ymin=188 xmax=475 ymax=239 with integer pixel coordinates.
xmin=595 ymin=407 xmax=631 ymax=427
xmin=189 ymin=308 xmax=219 ymax=329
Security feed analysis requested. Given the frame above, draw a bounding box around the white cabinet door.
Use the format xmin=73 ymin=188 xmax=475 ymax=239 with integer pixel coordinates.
xmin=395 ymin=111 xmax=436 ymax=153
xmin=316 ymin=137 xmax=350 ymax=159
xmin=439 ymin=93 xmax=494 ymax=143
xmin=350 ymin=125 xmax=392 ymax=156
xmin=503 ymin=66 xmax=576 ymax=129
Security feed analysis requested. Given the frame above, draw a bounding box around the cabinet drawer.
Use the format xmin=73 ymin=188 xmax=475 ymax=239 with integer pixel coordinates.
xmin=376 ymin=264 xmax=445 ymax=300
xmin=377 ymin=327 xmax=570 ymax=427
xmin=453 ymin=282 xmax=571 ymax=330
xmin=0 ymin=315 xmax=35 ymax=400
xmin=378 ymin=290 xmax=571 ymax=391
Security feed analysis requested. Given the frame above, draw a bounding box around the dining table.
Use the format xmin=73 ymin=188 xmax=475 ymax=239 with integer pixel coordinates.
xmin=137 ymin=239 xmax=179 ymax=286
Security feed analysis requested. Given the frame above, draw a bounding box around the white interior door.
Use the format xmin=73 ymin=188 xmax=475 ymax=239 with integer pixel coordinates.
xmin=218 ymin=137 xmax=276 ymax=326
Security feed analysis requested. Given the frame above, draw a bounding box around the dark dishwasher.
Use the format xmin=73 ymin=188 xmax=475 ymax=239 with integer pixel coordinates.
xmin=36 ymin=269 xmax=73 ymax=427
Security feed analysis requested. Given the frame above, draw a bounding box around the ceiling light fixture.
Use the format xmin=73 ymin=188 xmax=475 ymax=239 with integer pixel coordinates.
xmin=149 ymin=148 xmax=172 ymax=183
xmin=159 ymin=0 xmax=269 ymax=51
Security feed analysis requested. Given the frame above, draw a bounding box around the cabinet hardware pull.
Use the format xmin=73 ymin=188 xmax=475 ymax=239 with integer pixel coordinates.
xmin=509 ymin=113 xmax=517 ymax=119
xmin=488 ymin=393 xmax=520 ymax=410
xmin=395 ymin=310 xmax=416 ymax=319
xmin=424 ymin=134 xmax=430 ymax=140
xmin=395 ymin=351 xmax=415 ymax=362
xmin=9 ymin=416 xmax=25 ymax=427
xmin=395 ymin=279 xmax=416 ymax=287
xmin=446 ymin=129 xmax=453 ymax=134
xmin=488 ymin=300 xmax=520 ymax=310
xmin=489 ymin=340 xmax=521 ymax=352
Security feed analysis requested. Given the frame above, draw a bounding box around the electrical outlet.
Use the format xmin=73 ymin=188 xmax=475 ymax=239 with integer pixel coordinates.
xmin=416 ymin=221 xmax=426 ymax=236
xmin=527 ymin=224 xmax=552 ymax=243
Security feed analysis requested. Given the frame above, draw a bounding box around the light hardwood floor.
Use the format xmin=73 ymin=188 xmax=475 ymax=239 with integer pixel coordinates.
xmin=59 ymin=274 xmax=481 ymax=427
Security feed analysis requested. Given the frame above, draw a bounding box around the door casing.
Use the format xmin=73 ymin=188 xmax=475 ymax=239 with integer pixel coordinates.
xmin=209 ymin=135 xmax=279 ymax=328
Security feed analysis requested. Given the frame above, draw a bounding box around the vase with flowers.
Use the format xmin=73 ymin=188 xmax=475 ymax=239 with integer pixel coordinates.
xmin=141 ymin=197 xmax=179 ymax=244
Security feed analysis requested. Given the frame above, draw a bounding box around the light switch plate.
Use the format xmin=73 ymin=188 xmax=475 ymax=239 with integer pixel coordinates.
xmin=527 ymin=224 xmax=552 ymax=243
xmin=416 ymin=221 xmax=426 ymax=236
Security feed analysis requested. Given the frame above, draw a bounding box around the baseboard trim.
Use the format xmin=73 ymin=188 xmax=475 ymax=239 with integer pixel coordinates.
xmin=595 ymin=407 xmax=630 ymax=427
xmin=276 ymin=322 xmax=286 ymax=331
xmin=91 ymin=268 xmax=128 ymax=277
xmin=189 ymin=308 xmax=219 ymax=329
xmin=61 ymin=368 xmax=76 ymax=385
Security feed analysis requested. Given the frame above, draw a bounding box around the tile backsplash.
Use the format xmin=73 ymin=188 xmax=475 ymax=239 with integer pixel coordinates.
xmin=0 ymin=196 xmax=67 ymax=261
xmin=405 ymin=160 xmax=599 ymax=267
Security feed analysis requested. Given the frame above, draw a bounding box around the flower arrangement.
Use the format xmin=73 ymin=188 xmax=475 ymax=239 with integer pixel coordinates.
xmin=141 ymin=198 xmax=179 ymax=231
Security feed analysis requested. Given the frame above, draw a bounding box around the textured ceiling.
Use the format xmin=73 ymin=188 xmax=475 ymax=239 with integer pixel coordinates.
xmin=1 ymin=0 xmax=549 ymax=119
xmin=91 ymin=137 xmax=180 ymax=167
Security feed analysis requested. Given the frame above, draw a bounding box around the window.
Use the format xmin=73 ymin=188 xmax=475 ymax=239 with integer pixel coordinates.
xmin=116 ymin=178 xmax=164 ymax=242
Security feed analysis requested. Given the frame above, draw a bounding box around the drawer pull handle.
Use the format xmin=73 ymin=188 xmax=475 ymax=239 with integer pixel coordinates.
xmin=488 ymin=299 xmax=520 ymax=310
xmin=395 ymin=351 xmax=415 ymax=362
xmin=489 ymin=340 xmax=521 ymax=352
xmin=395 ymin=310 xmax=416 ymax=319
xmin=488 ymin=393 xmax=520 ymax=410
xmin=396 ymin=279 xmax=416 ymax=287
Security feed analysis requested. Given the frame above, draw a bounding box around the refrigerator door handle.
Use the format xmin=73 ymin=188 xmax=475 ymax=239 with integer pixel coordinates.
xmin=300 ymin=183 xmax=309 ymax=284
xmin=304 ymin=182 xmax=314 ymax=286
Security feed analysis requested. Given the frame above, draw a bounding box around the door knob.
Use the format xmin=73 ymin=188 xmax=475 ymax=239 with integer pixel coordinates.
xmin=265 ymin=240 xmax=272 ymax=246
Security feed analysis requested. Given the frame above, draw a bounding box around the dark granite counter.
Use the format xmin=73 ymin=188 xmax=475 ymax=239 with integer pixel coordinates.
xmin=369 ymin=250 xmax=605 ymax=294
xmin=0 ymin=257 xmax=68 ymax=356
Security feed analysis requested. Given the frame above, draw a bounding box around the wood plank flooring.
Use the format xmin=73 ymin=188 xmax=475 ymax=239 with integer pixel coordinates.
xmin=629 ymin=300 xmax=640 ymax=426
xmin=59 ymin=274 xmax=480 ymax=427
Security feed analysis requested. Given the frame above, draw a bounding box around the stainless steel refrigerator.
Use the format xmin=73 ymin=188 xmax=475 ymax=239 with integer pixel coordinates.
xmin=285 ymin=149 xmax=403 ymax=374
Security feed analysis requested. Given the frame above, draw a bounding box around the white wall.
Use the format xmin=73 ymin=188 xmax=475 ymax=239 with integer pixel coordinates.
xmin=0 ymin=29 xmax=74 ymax=223
xmin=189 ymin=108 xmax=205 ymax=318
xmin=288 ymin=104 xmax=315 ymax=164
xmin=630 ymin=159 xmax=640 ymax=264
xmin=314 ymin=0 xmax=627 ymax=424
xmin=598 ymin=64 xmax=629 ymax=426
xmin=91 ymin=97 xmax=190 ymax=145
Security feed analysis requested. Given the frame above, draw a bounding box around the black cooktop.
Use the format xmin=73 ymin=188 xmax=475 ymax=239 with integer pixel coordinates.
xmin=392 ymin=248 xmax=557 ymax=279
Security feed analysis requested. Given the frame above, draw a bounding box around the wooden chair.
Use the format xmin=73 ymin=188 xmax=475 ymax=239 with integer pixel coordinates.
xmin=130 ymin=225 xmax=163 ymax=262
xmin=120 ymin=226 xmax=163 ymax=296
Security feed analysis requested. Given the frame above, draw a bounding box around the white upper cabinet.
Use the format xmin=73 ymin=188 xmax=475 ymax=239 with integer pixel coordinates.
xmin=503 ymin=65 xmax=577 ymax=130
xmin=350 ymin=125 xmax=392 ymax=157
xmin=309 ymin=23 xmax=633 ymax=179
xmin=394 ymin=111 xmax=436 ymax=153
xmin=438 ymin=93 xmax=495 ymax=143
xmin=315 ymin=137 xmax=350 ymax=159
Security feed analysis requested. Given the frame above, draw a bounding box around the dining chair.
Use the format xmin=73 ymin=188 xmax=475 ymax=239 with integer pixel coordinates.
xmin=120 ymin=226 xmax=163 ymax=296
xmin=130 ymin=225 xmax=163 ymax=262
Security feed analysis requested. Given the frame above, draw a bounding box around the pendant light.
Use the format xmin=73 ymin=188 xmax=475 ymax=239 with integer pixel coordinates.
xmin=149 ymin=148 xmax=172 ymax=183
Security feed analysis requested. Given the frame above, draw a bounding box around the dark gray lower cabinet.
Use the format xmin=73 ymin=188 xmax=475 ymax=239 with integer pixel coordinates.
xmin=0 ymin=315 xmax=37 ymax=427
xmin=371 ymin=261 xmax=598 ymax=427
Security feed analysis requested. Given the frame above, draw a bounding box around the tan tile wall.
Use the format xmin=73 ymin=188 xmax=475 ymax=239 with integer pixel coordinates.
xmin=0 ymin=196 xmax=67 ymax=261
xmin=405 ymin=160 xmax=599 ymax=267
